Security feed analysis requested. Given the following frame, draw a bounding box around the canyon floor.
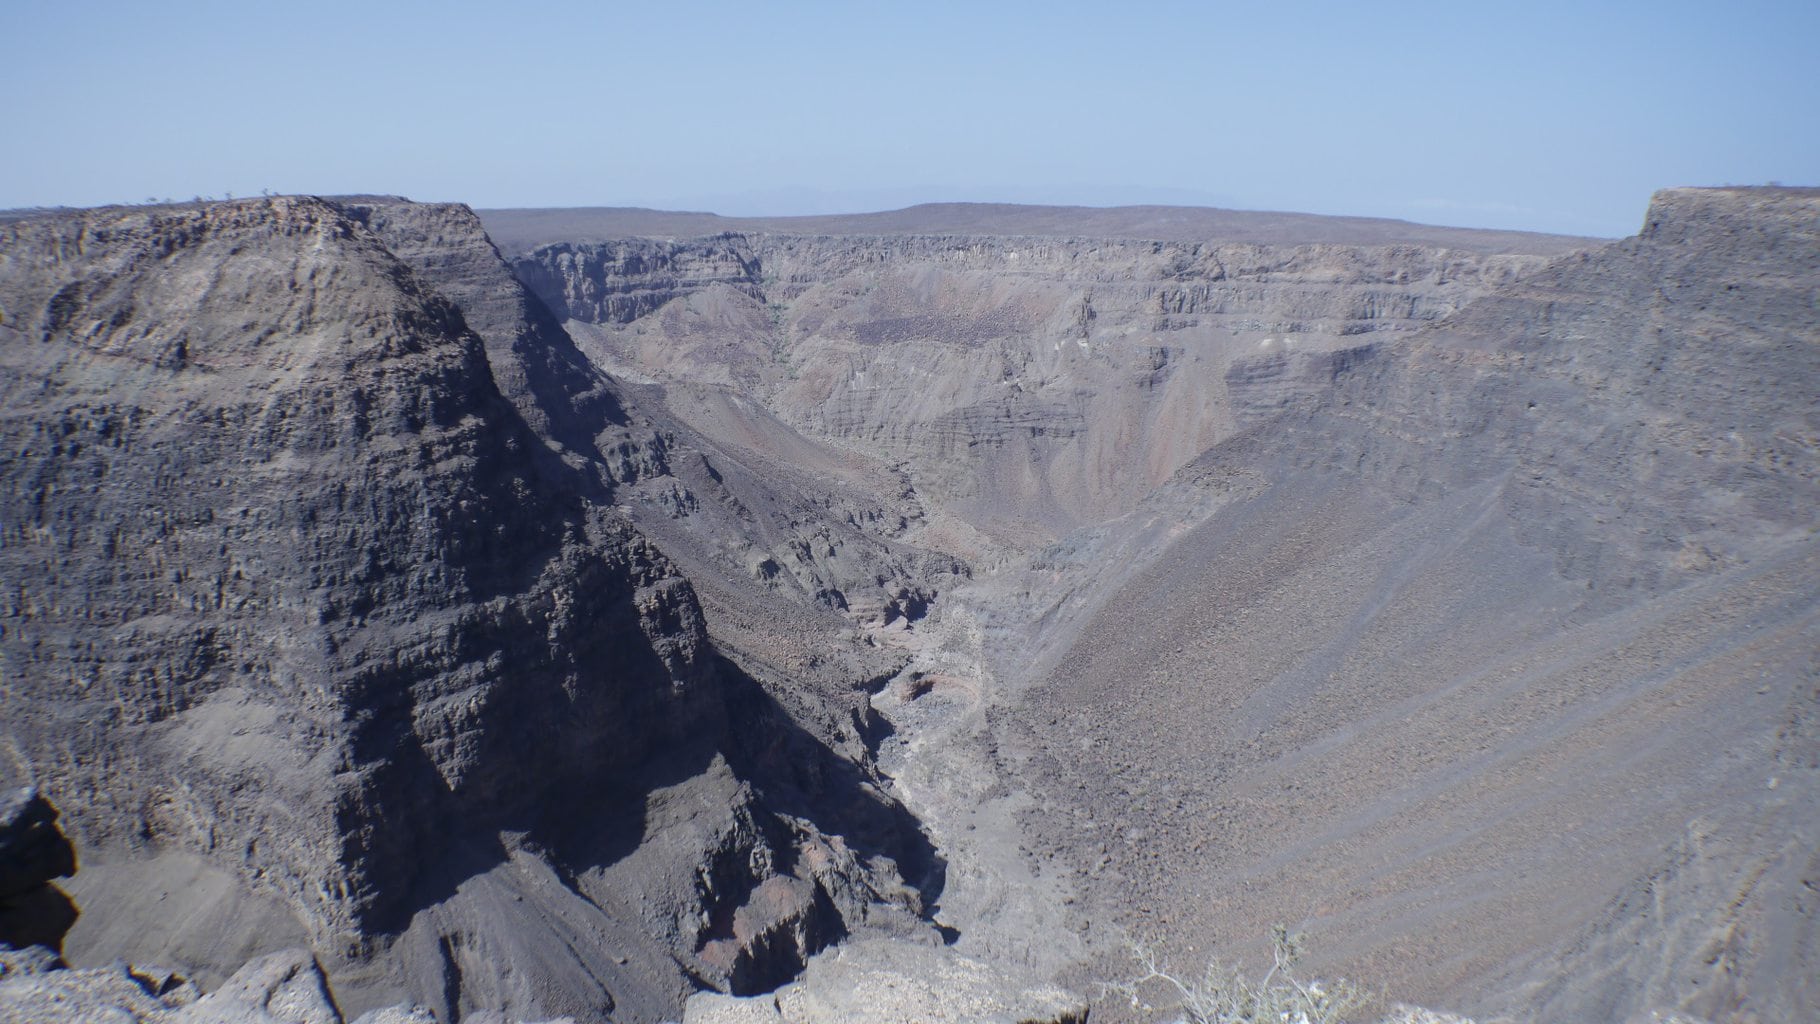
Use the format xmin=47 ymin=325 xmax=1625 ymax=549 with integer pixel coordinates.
xmin=2 ymin=191 xmax=1814 ymax=1023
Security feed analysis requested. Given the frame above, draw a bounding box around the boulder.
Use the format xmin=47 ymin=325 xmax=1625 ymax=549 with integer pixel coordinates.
xmin=176 ymin=949 xmax=340 ymax=1024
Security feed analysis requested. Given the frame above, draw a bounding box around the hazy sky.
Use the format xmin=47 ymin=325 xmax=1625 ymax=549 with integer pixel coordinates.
xmin=3 ymin=0 xmax=1815 ymax=237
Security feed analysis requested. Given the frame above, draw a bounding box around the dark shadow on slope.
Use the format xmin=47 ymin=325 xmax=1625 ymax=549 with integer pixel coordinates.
xmin=0 ymin=787 xmax=80 ymax=954
xmin=520 ymin=648 xmax=948 ymax=923
xmin=342 ymin=620 xmax=945 ymax=999
xmin=315 ymin=345 xmax=714 ymax=939
xmin=512 ymin=268 xmax=635 ymax=428
xmin=712 ymin=654 xmax=948 ymax=908
xmin=338 ymin=572 xmax=729 ymax=938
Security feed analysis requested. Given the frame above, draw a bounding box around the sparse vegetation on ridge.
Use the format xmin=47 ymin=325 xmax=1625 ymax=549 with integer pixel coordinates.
xmin=1108 ymin=926 xmax=1373 ymax=1024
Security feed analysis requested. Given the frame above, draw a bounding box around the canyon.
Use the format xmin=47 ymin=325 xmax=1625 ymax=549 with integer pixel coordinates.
xmin=1 ymin=188 xmax=1814 ymax=1023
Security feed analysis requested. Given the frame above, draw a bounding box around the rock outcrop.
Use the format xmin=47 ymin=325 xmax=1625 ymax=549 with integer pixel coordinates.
xmin=0 ymin=198 xmax=936 ymax=1022
xmin=683 ymin=938 xmax=1087 ymax=1024
xmin=0 ymin=790 xmax=572 ymax=1024
xmin=0 ymin=196 xmax=713 ymax=945
xmin=515 ymin=237 xmax=765 ymax=326
xmin=0 ymin=942 xmax=466 ymax=1024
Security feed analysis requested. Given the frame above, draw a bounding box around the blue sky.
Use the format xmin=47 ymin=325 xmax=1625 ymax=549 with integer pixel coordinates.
xmin=2 ymin=0 xmax=1814 ymax=237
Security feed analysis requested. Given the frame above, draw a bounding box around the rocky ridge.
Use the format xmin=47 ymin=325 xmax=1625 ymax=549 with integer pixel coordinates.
xmin=478 ymin=202 xmax=1596 ymax=257
xmin=0 ymin=198 xmax=941 ymax=1022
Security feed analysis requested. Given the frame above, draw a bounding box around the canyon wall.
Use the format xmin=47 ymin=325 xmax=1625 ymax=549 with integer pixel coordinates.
xmin=515 ymin=232 xmax=1554 ymax=546
xmin=985 ymin=187 xmax=1819 ymax=1023
xmin=500 ymin=188 xmax=1817 ymax=1023
xmin=0 ymin=198 xmax=938 ymax=1023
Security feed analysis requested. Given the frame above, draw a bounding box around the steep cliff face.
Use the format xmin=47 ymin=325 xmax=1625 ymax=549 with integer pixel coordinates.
xmin=1292 ymin=186 xmax=1820 ymax=592
xmin=515 ymin=233 xmax=1553 ymax=546
xmin=334 ymin=199 xmax=644 ymax=471
xmin=356 ymin=203 xmax=961 ymax=693
xmin=988 ymin=188 xmax=1819 ymax=1023
xmin=516 ymin=236 xmax=765 ymax=325
xmin=2 ymin=197 xmax=691 ymax=937
xmin=0 ymin=198 xmax=936 ymax=1023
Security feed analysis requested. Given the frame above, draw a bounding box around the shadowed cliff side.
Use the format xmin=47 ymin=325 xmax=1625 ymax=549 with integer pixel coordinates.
xmin=0 ymin=198 xmax=940 ymax=1023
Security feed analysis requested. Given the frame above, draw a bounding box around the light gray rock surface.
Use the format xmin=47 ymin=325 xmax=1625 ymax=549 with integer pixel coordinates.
xmin=514 ymin=230 xmax=1558 ymax=547
xmin=177 ymin=949 xmax=340 ymax=1024
xmin=0 ymin=942 xmax=572 ymax=1023
xmin=347 ymin=1006 xmax=438 ymax=1024
xmin=0 ymin=944 xmax=197 ymax=1023
xmin=965 ymin=188 xmax=1818 ymax=1023
xmin=683 ymin=937 xmax=1085 ymax=1024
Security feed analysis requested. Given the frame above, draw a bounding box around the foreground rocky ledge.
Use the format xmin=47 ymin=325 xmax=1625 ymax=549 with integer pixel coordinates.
xmin=0 ymin=945 xmax=456 ymax=1024
xmin=683 ymin=938 xmax=1086 ymax=1024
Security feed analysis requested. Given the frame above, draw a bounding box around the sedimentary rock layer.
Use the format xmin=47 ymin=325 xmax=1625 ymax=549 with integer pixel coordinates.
xmin=0 ymin=198 xmax=935 ymax=1022
xmin=514 ymin=230 xmax=1556 ymax=544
